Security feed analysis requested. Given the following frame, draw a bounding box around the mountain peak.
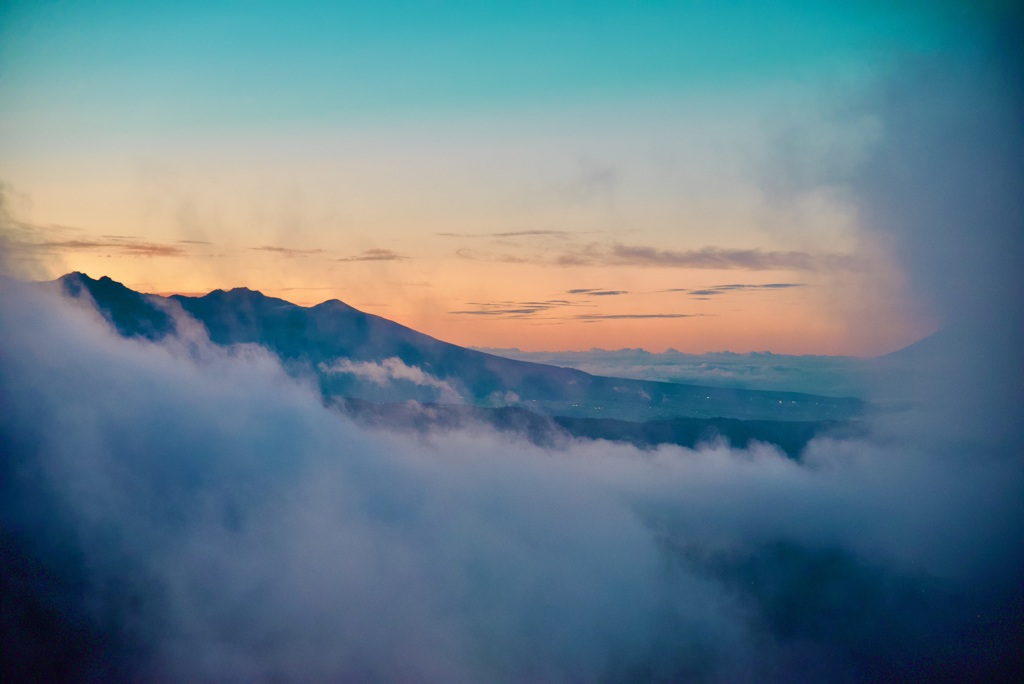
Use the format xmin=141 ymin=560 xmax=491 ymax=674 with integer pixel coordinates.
xmin=59 ymin=271 xmax=131 ymax=296
xmin=197 ymin=286 xmax=297 ymax=311
xmin=56 ymin=272 xmax=174 ymax=340
xmin=204 ymin=286 xmax=264 ymax=297
xmin=311 ymin=298 xmax=358 ymax=313
xmin=58 ymin=270 xmax=93 ymax=284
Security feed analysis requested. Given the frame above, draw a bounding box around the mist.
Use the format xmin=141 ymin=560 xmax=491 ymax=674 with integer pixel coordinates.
xmin=2 ymin=272 xmax=1022 ymax=682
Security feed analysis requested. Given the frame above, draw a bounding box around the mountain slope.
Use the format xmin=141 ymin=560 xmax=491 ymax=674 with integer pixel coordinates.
xmin=56 ymin=272 xmax=863 ymax=422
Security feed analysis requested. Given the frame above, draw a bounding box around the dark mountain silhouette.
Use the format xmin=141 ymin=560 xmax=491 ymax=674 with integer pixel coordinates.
xmin=55 ymin=272 xmax=863 ymax=424
xmin=59 ymin=272 xmax=175 ymax=341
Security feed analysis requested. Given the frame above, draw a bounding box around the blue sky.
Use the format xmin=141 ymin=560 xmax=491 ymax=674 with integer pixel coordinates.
xmin=1 ymin=1 xmax=957 ymax=132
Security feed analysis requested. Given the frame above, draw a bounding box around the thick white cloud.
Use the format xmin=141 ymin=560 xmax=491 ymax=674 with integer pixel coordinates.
xmin=2 ymin=276 xmax=1021 ymax=682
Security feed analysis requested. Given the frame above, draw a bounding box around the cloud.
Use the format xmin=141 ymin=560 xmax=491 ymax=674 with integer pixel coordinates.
xmin=595 ymin=245 xmax=857 ymax=271
xmin=3 ymin=193 xmax=187 ymax=266
xmin=572 ymin=313 xmax=700 ymax=321
xmin=438 ymin=230 xmax=572 ymax=238
xmin=0 ymin=197 xmax=196 ymax=265
xmin=320 ymin=356 xmax=462 ymax=403
xmin=454 ymin=248 xmax=532 ymax=263
xmin=455 ymin=242 xmax=858 ymax=271
xmin=450 ymin=292 xmax=692 ymax=322
xmin=449 ymin=297 xmax=593 ymax=319
xmin=714 ymin=283 xmax=803 ymax=290
xmin=338 ymin=248 xmax=407 ymax=262
xmin=567 ymin=288 xmax=628 ymax=296
xmin=772 ymin=12 xmax=1024 ymax=443
xmin=250 ymin=245 xmax=327 ymax=257
xmin=1 ymin=279 xmax=1021 ymax=682
xmin=665 ymin=283 xmax=804 ymax=297
xmin=449 ymin=305 xmax=554 ymax=318
xmin=17 ymin=236 xmax=188 ymax=258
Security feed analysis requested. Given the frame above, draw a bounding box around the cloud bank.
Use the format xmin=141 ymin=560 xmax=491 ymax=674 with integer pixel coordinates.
xmin=1 ymin=266 xmax=1021 ymax=682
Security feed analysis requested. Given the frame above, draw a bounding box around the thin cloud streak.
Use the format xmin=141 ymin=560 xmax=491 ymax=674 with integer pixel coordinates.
xmin=449 ymin=302 xmax=588 ymax=318
xmin=568 ymin=288 xmax=629 ymax=296
xmin=0 ymin=210 xmax=195 ymax=260
xmin=454 ymin=248 xmax=532 ymax=263
xmin=250 ymin=245 xmax=327 ymax=257
xmin=32 ymin=238 xmax=188 ymax=258
xmin=572 ymin=313 xmax=701 ymax=320
xmin=438 ymin=230 xmax=572 ymax=238
xmin=455 ymin=243 xmax=858 ymax=271
xmin=584 ymin=245 xmax=858 ymax=271
xmin=338 ymin=248 xmax=408 ymax=262
xmin=660 ymin=283 xmax=804 ymax=297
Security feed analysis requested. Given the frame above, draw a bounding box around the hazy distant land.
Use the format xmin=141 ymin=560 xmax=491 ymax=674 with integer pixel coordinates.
xmin=475 ymin=346 xmax=877 ymax=398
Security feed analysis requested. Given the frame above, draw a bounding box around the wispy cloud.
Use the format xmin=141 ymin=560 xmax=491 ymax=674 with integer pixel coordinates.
xmin=455 ymin=248 xmax=532 ymax=264
xmin=566 ymin=245 xmax=858 ymax=271
xmin=449 ymin=297 xmax=695 ymax=322
xmin=31 ymin=237 xmax=188 ymax=258
xmin=455 ymin=242 xmax=858 ymax=271
xmin=451 ymin=301 xmax=569 ymax=318
xmin=449 ymin=295 xmax=597 ymax=319
xmin=250 ymin=245 xmax=327 ymax=257
xmin=572 ymin=313 xmax=701 ymax=321
xmin=438 ymin=229 xmax=571 ymax=238
xmin=664 ymin=283 xmax=805 ymax=296
xmin=567 ymin=288 xmax=629 ymax=296
xmin=0 ymin=209 xmax=195 ymax=260
xmin=714 ymin=283 xmax=804 ymax=290
xmin=449 ymin=308 xmax=546 ymax=317
xmin=338 ymin=248 xmax=408 ymax=262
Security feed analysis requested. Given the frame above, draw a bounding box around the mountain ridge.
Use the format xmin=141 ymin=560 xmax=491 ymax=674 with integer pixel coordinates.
xmin=54 ymin=272 xmax=864 ymax=423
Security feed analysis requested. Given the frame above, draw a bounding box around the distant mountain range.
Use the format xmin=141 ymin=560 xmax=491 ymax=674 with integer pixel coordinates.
xmin=55 ymin=273 xmax=866 ymax=456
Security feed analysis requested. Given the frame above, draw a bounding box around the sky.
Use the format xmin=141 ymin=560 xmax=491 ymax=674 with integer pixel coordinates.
xmin=0 ymin=1 xmax=1015 ymax=354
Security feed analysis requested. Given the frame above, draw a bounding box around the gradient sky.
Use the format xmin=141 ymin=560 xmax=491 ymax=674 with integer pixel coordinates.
xmin=0 ymin=1 xmax=1004 ymax=354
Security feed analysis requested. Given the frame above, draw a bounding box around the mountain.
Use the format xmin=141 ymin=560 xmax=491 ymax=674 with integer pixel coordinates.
xmin=55 ymin=272 xmax=864 ymax=424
